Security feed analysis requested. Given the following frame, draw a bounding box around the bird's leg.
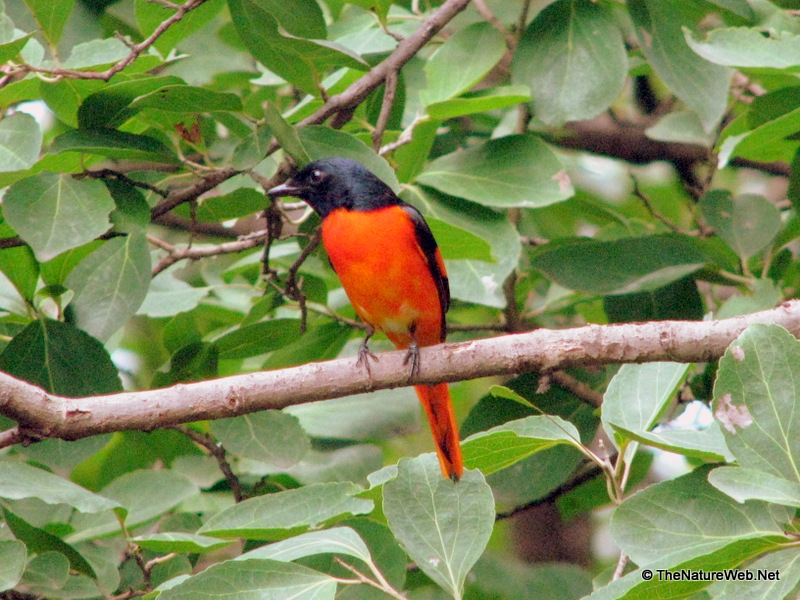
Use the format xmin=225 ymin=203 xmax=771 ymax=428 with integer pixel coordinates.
xmin=403 ymin=324 xmax=420 ymax=379
xmin=356 ymin=325 xmax=379 ymax=376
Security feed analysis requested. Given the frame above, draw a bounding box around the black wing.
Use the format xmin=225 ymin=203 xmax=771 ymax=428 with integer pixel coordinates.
xmin=401 ymin=204 xmax=450 ymax=342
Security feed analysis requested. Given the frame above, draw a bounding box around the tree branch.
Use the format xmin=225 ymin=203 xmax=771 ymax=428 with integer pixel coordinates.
xmin=294 ymin=0 xmax=472 ymax=130
xmin=1 ymin=301 xmax=799 ymax=448
xmin=14 ymin=0 xmax=208 ymax=81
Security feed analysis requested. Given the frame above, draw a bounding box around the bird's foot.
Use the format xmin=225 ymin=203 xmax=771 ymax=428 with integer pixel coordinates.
xmin=403 ymin=342 xmax=420 ymax=379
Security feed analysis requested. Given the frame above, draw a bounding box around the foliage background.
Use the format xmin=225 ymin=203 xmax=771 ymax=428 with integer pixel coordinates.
xmin=0 ymin=0 xmax=800 ymax=598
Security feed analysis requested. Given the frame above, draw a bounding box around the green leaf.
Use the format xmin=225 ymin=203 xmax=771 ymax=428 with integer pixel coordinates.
xmin=469 ymin=558 xmax=592 ymax=600
xmin=3 ymin=172 xmax=115 ymax=262
xmin=263 ymin=320 xmax=352 ymax=370
xmin=128 ymin=85 xmax=243 ymax=114
xmin=425 ymin=86 xmax=531 ymax=120
xmin=0 ymin=112 xmax=42 ymax=173
xmin=684 ymin=26 xmax=800 ymax=69
xmin=69 ymin=470 xmax=199 ymax=542
xmin=512 ymin=0 xmax=627 ymax=125
xmin=19 ymin=551 xmax=70 ymax=594
xmin=40 ymin=241 xmax=103 ymax=286
xmin=0 ymin=319 xmax=122 ymax=396
xmin=0 ymin=245 xmax=38 ymax=301
xmin=707 ymin=547 xmax=800 ymax=599
xmin=136 ymin=270 xmax=209 ymax=318
xmin=462 ymin=414 xmax=583 ymax=475
xmin=107 ymin=178 xmax=151 ymax=233
xmin=462 ymin=375 xmax=600 ymax=512
xmin=62 ymin=37 xmax=130 ymax=69
xmin=66 ymin=233 xmax=152 ymax=342
xmin=0 ymin=540 xmax=26 ymax=593
xmin=0 ymin=21 xmax=32 ymax=66
xmin=210 ymin=411 xmax=310 ymax=467
xmin=158 ymin=558 xmax=336 ymax=600
xmin=22 ymin=0 xmax=74 ymax=46
xmin=213 ymin=319 xmax=302 ymax=360
xmin=531 ymin=234 xmax=707 ymax=295
xmin=0 ymin=460 xmax=120 ymax=513
xmin=604 ymin=276 xmax=704 ymax=323
xmin=645 ymin=111 xmax=717 ymax=147
xmin=263 ymin=103 xmax=311 ymax=166
xmin=135 ymin=0 xmax=225 ymax=54
xmin=416 ymin=135 xmax=573 ymax=208
xmin=19 ymin=435 xmax=113 ymax=474
xmin=285 ymin=387 xmax=419 ymax=441
xmin=617 ymin=423 xmax=733 ymax=462
xmin=133 ymin=532 xmax=235 ymax=554
xmin=602 ymin=362 xmax=690 ymax=449
xmin=153 ymin=342 xmax=218 ymax=386
xmin=77 ymin=76 xmax=185 ymax=128
xmin=49 ymin=129 xmax=179 ymax=163
xmin=2 ymin=508 xmax=96 ymax=578
xmin=716 ymin=278 xmax=782 ymax=319
xmin=198 ymin=482 xmax=373 ymax=540
xmin=700 ymin=191 xmax=781 ymax=260
xmin=227 ymin=0 xmax=366 ymax=95
xmin=173 ymin=187 xmax=267 ymax=222
xmin=232 ymin=125 xmax=275 ymax=171
xmin=420 ymin=22 xmax=506 ymax=105
xmin=628 ymin=0 xmax=731 ymax=131
xmin=610 ymin=466 xmax=790 ymax=567
xmin=40 ymin=79 xmax=105 ymax=128
xmin=383 ymin=454 xmax=494 ymax=600
xmin=719 ymin=104 xmax=800 ymax=168
xmin=583 ymin=537 xmax=788 ymax=600
xmin=426 ymin=216 xmax=493 ymax=262
xmin=296 ymin=125 xmax=399 ymax=192
xmin=237 ymin=526 xmax=371 ymax=562
xmin=713 ymin=324 xmax=800 ymax=483
xmin=709 ymin=466 xmax=800 ymax=507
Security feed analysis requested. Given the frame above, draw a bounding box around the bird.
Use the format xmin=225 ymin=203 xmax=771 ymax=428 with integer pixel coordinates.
xmin=268 ymin=157 xmax=463 ymax=481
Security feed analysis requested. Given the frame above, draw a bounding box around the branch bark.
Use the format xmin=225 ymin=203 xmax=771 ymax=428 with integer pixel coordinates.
xmin=2 ymin=301 xmax=799 ymax=448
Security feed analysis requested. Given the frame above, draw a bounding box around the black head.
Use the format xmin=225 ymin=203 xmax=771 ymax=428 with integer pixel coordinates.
xmin=267 ymin=158 xmax=401 ymax=218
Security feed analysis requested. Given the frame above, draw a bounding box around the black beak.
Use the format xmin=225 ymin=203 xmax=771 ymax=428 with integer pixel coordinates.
xmin=267 ymin=181 xmax=304 ymax=198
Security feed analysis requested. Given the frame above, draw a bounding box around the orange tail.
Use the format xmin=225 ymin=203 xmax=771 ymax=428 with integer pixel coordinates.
xmin=414 ymin=383 xmax=463 ymax=481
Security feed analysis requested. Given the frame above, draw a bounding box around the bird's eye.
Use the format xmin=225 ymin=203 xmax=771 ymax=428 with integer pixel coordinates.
xmin=309 ymin=169 xmax=324 ymax=184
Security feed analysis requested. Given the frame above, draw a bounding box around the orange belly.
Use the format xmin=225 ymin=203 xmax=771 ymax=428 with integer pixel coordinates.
xmin=321 ymin=206 xmax=444 ymax=348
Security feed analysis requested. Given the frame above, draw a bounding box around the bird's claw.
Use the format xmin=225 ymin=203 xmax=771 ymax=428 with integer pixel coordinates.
xmin=403 ymin=342 xmax=420 ymax=379
xmin=356 ymin=340 xmax=379 ymax=376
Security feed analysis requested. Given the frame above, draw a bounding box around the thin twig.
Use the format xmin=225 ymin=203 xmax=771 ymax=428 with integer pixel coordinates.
xmin=333 ymin=557 xmax=408 ymax=600
xmin=13 ymin=0 xmax=208 ymax=81
xmin=281 ymin=229 xmax=323 ymax=333
xmin=149 ymin=231 xmax=270 ymax=276
xmin=496 ymin=461 xmax=604 ymax=520
xmin=550 ymin=371 xmax=604 ymax=408
xmin=372 ymin=71 xmax=398 ymax=151
xmin=473 ymin=0 xmax=516 ymax=49
xmin=78 ymin=169 xmax=170 ymax=197
xmin=150 ymin=166 xmax=238 ymax=219
xmin=630 ymin=175 xmax=686 ymax=234
xmin=0 ymin=427 xmax=24 ymax=448
xmin=612 ymin=553 xmax=630 ymax=580
xmin=379 ymin=115 xmax=430 ymax=155
xmin=172 ymin=425 xmax=244 ymax=502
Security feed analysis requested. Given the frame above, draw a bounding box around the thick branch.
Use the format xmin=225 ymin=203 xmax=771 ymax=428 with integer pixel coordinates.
xmin=1 ymin=301 xmax=799 ymax=447
xmin=550 ymin=116 xmax=790 ymax=177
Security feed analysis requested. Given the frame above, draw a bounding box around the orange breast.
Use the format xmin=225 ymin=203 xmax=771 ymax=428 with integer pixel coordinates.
xmin=321 ymin=206 xmax=444 ymax=349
